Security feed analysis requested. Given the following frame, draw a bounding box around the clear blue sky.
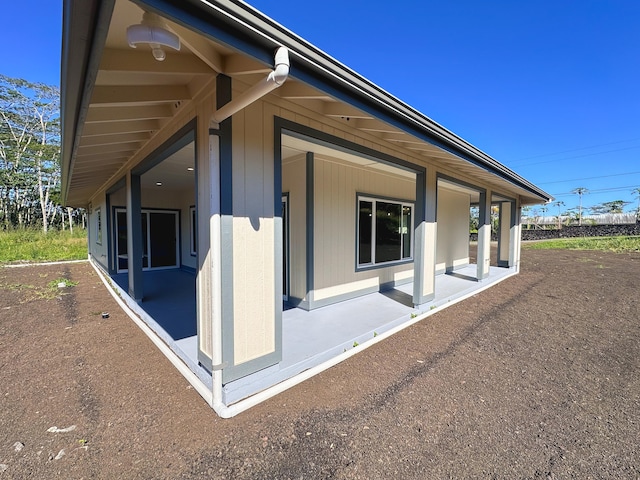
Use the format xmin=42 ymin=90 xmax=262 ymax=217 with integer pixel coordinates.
xmin=3 ymin=0 xmax=640 ymax=214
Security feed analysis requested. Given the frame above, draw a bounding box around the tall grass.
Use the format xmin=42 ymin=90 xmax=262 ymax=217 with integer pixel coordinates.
xmin=0 ymin=229 xmax=88 ymax=264
xmin=523 ymin=236 xmax=640 ymax=253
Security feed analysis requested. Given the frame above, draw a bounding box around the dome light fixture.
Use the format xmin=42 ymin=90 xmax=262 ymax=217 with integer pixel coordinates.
xmin=127 ymin=11 xmax=180 ymax=62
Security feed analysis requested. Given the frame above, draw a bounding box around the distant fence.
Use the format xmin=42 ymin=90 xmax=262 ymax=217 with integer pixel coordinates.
xmin=469 ymin=223 xmax=640 ymax=242
xmin=522 ymin=213 xmax=638 ymax=226
xmin=521 ymin=224 xmax=640 ymax=241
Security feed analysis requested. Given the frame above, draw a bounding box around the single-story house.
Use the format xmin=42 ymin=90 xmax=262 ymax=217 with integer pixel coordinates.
xmin=61 ymin=0 xmax=552 ymax=417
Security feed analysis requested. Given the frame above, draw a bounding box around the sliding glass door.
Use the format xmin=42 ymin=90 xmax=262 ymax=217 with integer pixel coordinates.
xmin=114 ymin=208 xmax=179 ymax=273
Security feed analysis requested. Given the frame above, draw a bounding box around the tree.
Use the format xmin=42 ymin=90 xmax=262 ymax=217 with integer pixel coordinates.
xmin=632 ymin=187 xmax=640 ymax=220
xmin=0 ymin=75 xmax=60 ymax=232
xmin=589 ymin=200 xmax=630 ymax=215
xmin=552 ymin=200 xmax=565 ymax=229
xmin=540 ymin=204 xmax=549 ymax=228
xmin=469 ymin=206 xmax=479 ymax=233
xmin=571 ymin=187 xmax=588 ymax=226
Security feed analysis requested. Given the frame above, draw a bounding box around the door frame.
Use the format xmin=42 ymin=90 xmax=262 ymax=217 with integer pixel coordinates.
xmin=282 ymin=193 xmax=290 ymax=301
xmin=113 ymin=206 xmax=181 ymax=273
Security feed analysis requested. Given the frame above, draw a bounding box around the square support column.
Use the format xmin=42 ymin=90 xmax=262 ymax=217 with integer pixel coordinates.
xmin=126 ymin=171 xmax=143 ymax=301
xmin=477 ymin=189 xmax=492 ymax=280
xmin=512 ymin=199 xmax=522 ymax=271
xmin=497 ymin=201 xmax=511 ymax=267
xmin=413 ymin=168 xmax=437 ymax=306
xmin=496 ymin=199 xmax=520 ymax=269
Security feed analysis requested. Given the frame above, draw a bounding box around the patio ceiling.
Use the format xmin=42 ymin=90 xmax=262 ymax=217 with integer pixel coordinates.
xmin=63 ymin=0 xmax=550 ymax=207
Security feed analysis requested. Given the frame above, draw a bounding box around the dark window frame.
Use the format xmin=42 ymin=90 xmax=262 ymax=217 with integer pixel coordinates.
xmin=356 ymin=194 xmax=414 ymax=270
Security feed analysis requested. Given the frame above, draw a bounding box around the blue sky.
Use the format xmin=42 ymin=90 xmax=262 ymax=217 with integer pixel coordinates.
xmin=3 ymin=0 xmax=640 ymax=214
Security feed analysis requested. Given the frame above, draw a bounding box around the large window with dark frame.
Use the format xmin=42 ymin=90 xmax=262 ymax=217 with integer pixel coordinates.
xmin=357 ymin=195 xmax=413 ymax=268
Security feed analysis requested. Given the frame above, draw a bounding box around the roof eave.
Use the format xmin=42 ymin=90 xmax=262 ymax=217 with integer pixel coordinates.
xmin=137 ymin=0 xmax=551 ymax=203
xmin=60 ymin=0 xmax=114 ymax=206
xmin=64 ymin=0 xmax=551 ymax=205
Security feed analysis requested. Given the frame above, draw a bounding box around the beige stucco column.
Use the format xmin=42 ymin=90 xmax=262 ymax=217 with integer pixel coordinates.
xmin=413 ymin=167 xmax=437 ymax=305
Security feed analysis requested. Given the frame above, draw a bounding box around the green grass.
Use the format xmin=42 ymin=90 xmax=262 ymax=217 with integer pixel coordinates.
xmin=523 ymin=236 xmax=640 ymax=253
xmin=0 ymin=229 xmax=88 ymax=264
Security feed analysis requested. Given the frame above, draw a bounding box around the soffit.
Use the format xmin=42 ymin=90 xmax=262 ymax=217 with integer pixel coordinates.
xmin=65 ymin=0 xmax=548 ymax=207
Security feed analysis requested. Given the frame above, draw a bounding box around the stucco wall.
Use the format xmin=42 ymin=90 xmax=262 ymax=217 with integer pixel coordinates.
xmin=282 ymin=154 xmax=307 ymax=303
xmin=312 ymin=156 xmax=416 ymax=303
xmin=436 ymin=187 xmax=470 ymax=273
xmin=230 ymin=100 xmax=277 ymax=366
xmin=88 ymin=199 xmax=109 ymax=270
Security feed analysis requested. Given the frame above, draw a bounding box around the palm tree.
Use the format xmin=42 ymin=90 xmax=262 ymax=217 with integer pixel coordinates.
xmin=632 ymin=187 xmax=640 ymax=221
xmin=553 ymin=201 xmax=565 ymax=229
xmin=571 ymin=187 xmax=589 ymax=226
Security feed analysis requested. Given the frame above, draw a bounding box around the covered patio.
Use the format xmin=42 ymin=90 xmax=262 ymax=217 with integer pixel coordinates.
xmin=101 ymin=253 xmax=514 ymax=405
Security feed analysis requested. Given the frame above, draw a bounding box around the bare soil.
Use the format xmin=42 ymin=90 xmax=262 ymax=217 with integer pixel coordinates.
xmin=0 ymin=249 xmax=639 ymax=479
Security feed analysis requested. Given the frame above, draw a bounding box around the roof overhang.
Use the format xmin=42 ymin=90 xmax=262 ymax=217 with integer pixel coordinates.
xmin=61 ymin=0 xmax=552 ymax=207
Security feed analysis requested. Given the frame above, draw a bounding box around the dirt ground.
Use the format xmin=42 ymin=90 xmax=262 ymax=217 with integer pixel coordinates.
xmin=0 ymin=248 xmax=639 ymax=479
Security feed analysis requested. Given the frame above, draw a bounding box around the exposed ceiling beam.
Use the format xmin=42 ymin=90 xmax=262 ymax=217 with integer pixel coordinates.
xmin=90 ymin=85 xmax=191 ymax=105
xmin=353 ymin=119 xmax=398 ymax=133
xmin=277 ymin=82 xmax=332 ymax=100
xmin=322 ymin=103 xmax=372 ymax=119
xmin=85 ymin=104 xmax=173 ymax=123
xmin=73 ymin=164 xmax=127 ymax=174
xmin=99 ymin=48 xmax=213 ymax=75
xmin=170 ymin=23 xmax=224 ymax=73
xmin=79 ymin=131 xmax=150 ymax=147
xmin=223 ymin=54 xmax=270 ymax=75
xmin=81 ymin=119 xmax=160 ymax=136
xmin=76 ymin=142 xmax=141 ymax=157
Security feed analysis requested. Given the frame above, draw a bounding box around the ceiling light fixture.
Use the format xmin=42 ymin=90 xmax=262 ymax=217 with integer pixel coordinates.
xmin=127 ymin=11 xmax=180 ymax=62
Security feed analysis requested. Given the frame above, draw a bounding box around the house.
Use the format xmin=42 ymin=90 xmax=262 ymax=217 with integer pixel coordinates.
xmin=61 ymin=0 xmax=552 ymax=417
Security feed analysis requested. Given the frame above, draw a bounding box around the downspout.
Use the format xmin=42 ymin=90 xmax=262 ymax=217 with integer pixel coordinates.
xmin=209 ymin=46 xmax=289 ymax=418
xmin=211 ymin=46 xmax=290 ymax=124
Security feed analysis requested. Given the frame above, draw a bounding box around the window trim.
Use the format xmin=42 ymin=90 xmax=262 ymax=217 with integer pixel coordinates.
xmin=95 ymin=207 xmax=102 ymax=245
xmin=189 ymin=205 xmax=196 ymax=256
xmin=356 ymin=194 xmax=414 ymax=271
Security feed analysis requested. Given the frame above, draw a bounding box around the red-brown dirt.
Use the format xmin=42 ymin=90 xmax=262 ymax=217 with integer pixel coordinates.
xmin=1 ymin=248 xmax=639 ymax=479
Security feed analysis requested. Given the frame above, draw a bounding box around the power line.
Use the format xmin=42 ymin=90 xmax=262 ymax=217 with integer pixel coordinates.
xmin=508 ymin=144 xmax=640 ymax=168
xmin=537 ymin=170 xmax=640 ymax=186
xmin=509 ymin=136 xmax=640 ymax=164
xmin=551 ymin=184 xmax=640 ymax=198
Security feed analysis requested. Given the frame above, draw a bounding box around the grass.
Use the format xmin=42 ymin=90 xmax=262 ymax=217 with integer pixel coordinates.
xmin=0 ymin=229 xmax=88 ymax=264
xmin=523 ymin=236 xmax=640 ymax=253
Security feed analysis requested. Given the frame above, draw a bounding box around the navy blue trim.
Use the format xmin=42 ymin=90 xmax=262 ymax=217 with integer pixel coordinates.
xmin=189 ymin=205 xmax=197 ymax=256
xmin=276 ymin=117 xmax=425 ymax=174
xmin=281 ymin=192 xmax=289 ymax=300
xmin=131 ymin=120 xmax=196 ymax=176
xmin=217 ymin=74 xmax=233 ymax=216
xmin=106 ymin=177 xmax=126 ymax=195
xmin=128 ymin=174 xmax=144 ymax=301
xmin=437 ymin=173 xmax=486 ymax=194
xmin=305 ymin=152 xmax=314 ymax=302
xmin=355 ymin=192 xmax=415 ymax=272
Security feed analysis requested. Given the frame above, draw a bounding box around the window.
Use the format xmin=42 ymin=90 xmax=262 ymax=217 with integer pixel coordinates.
xmin=189 ymin=206 xmax=196 ymax=255
xmin=95 ymin=208 xmax=102 ymax=245
xmin=357 ymin=196 xmax=413 ymax=268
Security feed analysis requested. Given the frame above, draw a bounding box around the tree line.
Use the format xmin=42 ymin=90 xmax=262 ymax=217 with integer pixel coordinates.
xmin=523 ymin=190 xmax=640 ymax=230
xmin=0 ymin=75 xmax=84 ymax=233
